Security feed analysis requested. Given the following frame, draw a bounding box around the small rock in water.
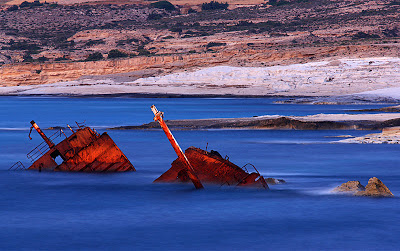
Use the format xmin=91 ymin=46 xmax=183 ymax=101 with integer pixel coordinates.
xmin=332 ymin=178 xmax=394 ymax=197
xmin=332 ymin=181 xmax=365 ymax=194
xmin=355 ymin=177 xmax=394 ymax=197
xmin=265 ymin=178 xmax=286 ymax=185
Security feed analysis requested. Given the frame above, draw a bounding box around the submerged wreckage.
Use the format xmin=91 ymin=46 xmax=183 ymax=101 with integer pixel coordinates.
xmin=154 ymin=146 xmax=269 ymax=189
xmin=151 ymin=105 xmax=268 ymax=189
xmin=10 ymin=107 xmax=268 ymax=190
xmin=11 ymin=120 xmax=134 ymax=172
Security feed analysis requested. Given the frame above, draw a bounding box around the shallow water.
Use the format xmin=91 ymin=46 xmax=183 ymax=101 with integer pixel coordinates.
xmin=0 ymin=97 xmax=398 ymax=250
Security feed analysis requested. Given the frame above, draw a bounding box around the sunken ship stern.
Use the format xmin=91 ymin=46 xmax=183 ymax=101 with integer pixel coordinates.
xmin=27 ymin=123 xmax=134 ymax=172
xmin=155 ymin=147 xmax=268 ymax=188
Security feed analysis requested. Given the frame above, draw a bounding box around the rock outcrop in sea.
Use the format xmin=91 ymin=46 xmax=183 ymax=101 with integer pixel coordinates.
xmin=332 ymin=177 xmax=394 ymax=197
xmin=332 ymin=181 xmax=365 ymax=194
xmin=355 ymin=177 xmax=394 ymax=197
xmin=265 ymin=178 xmax=286 ymax=185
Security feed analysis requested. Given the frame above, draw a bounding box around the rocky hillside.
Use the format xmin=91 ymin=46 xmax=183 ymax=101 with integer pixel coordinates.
xmin=0 ymin=0 xmax=399 ymax=86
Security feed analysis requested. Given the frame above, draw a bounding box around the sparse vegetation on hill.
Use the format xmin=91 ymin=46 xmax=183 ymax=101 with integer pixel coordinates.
xmin=206 ymin=42 xmax=226 ymax=48
xmin=54 ymin=55 xmax=68 ymax=61
xmin=22 ymin=53 xmax=33 ymax=62
xmin=147 ymin=13 xmax=164 ymax=20
xmin=150 ymin=1 xmax=176 ymax=11
xmin=201 ymin=1 xmax=229 ymax=10
xmin=6 ymin=5 xmax=19 ymax=11
xmin=37 ymin=56 xmax=48 ymax=62
xmin=19 ymin=0 xmax=43 ymax=8
xmin=4 ymin=40 xmax=40 ymax=51
xmin=136 ymin=46 xmax=151 ymax=56
xmin=108 ymin=49 xmax=128 ymax=59
xmin=383 ymin=28 xmax=399 ymax=37
xmin=353 ymin=32 xmax=380 ymax=40
xmin=85 ymin=39 xmax=105 ymax=47
xmin=0 ymin=0 xmax=398 ymax=65
xmin=268 ymin=0 xmax=290 ymax=6
xmin=85 ymin=52 xmax=103 ymax=61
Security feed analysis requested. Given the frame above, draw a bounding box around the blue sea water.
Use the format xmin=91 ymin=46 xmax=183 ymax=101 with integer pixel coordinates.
xmin=0 ymin=97 xmax=399 ymax=250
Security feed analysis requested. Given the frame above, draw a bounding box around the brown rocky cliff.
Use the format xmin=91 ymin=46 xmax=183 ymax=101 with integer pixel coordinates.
xmin=0 ymin=51 xmax=234 ymax=86
xmin=0 ymin=44 xmax=395 ymax=87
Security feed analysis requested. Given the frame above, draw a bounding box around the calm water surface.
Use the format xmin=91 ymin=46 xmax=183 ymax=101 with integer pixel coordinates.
xmin=0 ymin=97 xmax=398 ymax=250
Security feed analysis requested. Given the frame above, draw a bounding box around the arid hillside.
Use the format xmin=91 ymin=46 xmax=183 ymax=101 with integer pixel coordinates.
xmin=0 ymin=0 xmax=399 ymax=86
xmin=2 ymin=0 xmax=265 ymax=6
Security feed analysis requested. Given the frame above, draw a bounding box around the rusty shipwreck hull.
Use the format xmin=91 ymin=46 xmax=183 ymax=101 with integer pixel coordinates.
xmin=154 ymin=147 xmax=268 ymax=188
xmin=27 ymin=121 xmax=134 ymax=172
xmin=150 ymin=105 xmax=267 ymax=189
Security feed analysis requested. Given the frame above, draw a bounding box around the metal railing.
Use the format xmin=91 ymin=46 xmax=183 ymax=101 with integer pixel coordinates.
xmin=9 ymin=161 xmax=26 ymax=171
xmin=241 ymin=163 xmax=260 ymax=175
xmin=76 ymin=121 xmax=86 ymax=129
xmin=27 ymin=129 xmax=67 ymax=162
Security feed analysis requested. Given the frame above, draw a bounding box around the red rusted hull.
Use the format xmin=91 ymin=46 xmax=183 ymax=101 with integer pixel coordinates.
xmin=28 ymin=127 xmax=134 ymax=172
xmin=155 ymin=147 xmax=268 ymax=188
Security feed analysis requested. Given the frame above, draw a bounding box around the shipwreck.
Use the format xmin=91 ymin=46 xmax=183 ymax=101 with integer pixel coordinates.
xmin=10 ymin=120 xmax=134 ymax=172
xmin=151 ymin=105 xmax=268 ymax=189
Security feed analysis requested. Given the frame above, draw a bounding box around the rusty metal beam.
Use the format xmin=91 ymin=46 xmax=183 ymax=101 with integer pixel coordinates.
xmin=67 ymin=124 xmax=74 ymax=133
xmin=30 ymin=120 xmax=55 ymax=148
xmin=151 ymin=105 xmax=204 ymax=189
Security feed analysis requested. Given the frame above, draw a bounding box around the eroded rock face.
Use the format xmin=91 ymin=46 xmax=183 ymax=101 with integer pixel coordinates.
xmin=332 ymin=181 xmax=365 ymax=194
xmin=355 ymin=177 xmax=394 ymax=197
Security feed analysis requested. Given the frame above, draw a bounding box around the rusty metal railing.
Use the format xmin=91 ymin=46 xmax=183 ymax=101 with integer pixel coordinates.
xmin=92 ymin=127 xmax=100 ymax=137
xmin=27 ymin=129 xmax=67 ymax=162
xmin=9 ymin=161 xmax=26 ymax=171
xmin=242 ymin=163 xmax=260 ymax=175
xmin=75 ymin=121 xmax=86 ymax=129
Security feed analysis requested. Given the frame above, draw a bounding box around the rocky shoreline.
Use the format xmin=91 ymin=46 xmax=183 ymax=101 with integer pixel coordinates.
xmin=338 ymin=126 xmax=400 ymax=144
xmin=352 ymin=105 xmax=400 ymax=113
xmin=110 ymin=113 xmax=400 ymax=131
